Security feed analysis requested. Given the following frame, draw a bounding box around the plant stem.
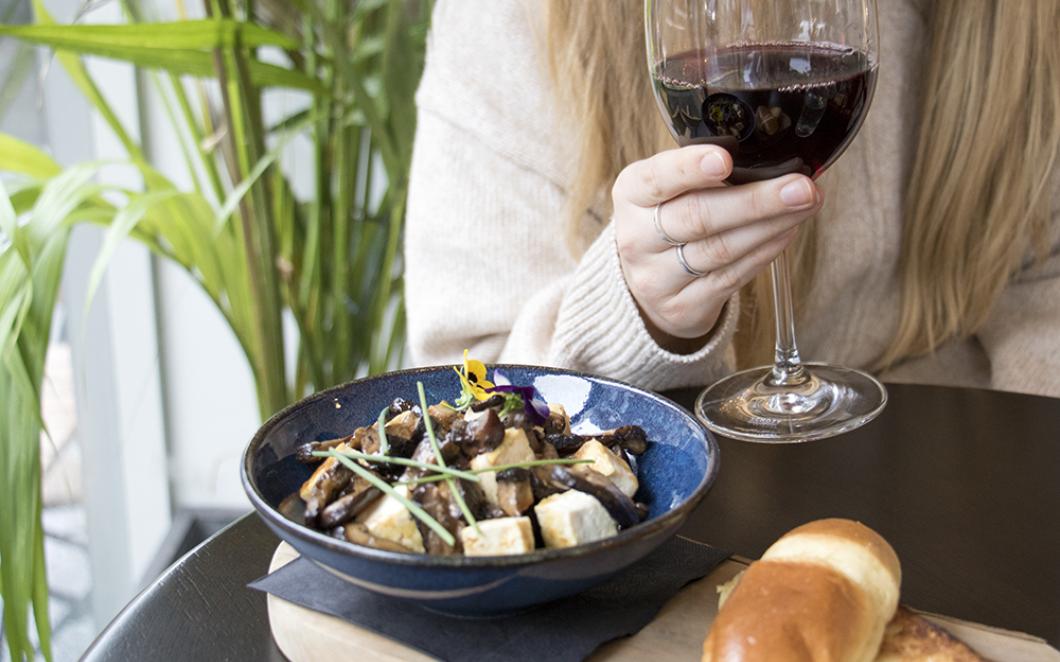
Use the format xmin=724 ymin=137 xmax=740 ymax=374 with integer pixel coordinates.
xmin=208 ymin=0 xmax=288 ymax=416
xmin=168 ymin=73 xmax=226 ymax=205
xmin=290 ymin=11 xmax=327 ymax=391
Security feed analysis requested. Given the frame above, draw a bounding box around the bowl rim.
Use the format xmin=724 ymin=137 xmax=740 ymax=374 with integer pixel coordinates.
xmin=241 ymin=364 xmax=720 ymax=568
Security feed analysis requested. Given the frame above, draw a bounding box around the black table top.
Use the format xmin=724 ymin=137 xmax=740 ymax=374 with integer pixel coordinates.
xmin=83 ymin=383 xmax=1060 ymax=661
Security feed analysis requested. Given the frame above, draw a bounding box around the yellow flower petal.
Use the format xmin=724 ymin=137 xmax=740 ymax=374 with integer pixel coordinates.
xmin=466 ymin=361 xmax=493 ymax=388
xmin=460 ymin=349 xmax=494 ymax=400
xmin=454 ymin=367 xmax=474 ymax=393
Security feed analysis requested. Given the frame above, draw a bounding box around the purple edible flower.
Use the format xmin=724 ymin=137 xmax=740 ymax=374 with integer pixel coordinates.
xmin=489 ymin=370 xmax=550 ymax=424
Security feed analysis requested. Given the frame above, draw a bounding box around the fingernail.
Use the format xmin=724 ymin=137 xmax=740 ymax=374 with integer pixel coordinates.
xmin=779 ymin=179 xmax=814 ymax=207
xmin=700 ymin=152 xmax=728 ymax=177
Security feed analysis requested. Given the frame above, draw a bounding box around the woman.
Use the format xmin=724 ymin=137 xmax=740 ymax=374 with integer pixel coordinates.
xmin=404 ymin=0 xmax=1060 ymax=398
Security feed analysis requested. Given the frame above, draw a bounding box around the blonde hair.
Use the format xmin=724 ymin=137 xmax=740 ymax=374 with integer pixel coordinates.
xmin=545 ymin=0 xmax=1060 ymax=369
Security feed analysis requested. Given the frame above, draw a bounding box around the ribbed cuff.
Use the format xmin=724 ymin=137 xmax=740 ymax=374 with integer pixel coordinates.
xmin=552 ymin=224 xmax=738 ymax=391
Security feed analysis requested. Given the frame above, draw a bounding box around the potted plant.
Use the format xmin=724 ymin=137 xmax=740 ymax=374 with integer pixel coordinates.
xmin=0 ymin=0 xmax=430 ymax=657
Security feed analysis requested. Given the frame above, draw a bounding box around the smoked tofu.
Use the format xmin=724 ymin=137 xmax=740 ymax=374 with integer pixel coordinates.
xmin=460 ymin=517 xmax=535 ymax=556
xmin=572 ymin=440 xmax=639 ymax=498
xmin=470 ymin=428 xmax=536 ymax=505
xmin=354 ymin=485 xmax=425 ymax=553
xmin=534 ymin=490 xmax=617 ymax=549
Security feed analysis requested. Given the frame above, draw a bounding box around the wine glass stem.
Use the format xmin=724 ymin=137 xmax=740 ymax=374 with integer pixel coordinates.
xmin=768 ymin=249 xmax=809 ymax=387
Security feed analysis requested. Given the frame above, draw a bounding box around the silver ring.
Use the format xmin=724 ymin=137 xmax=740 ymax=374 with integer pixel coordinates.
xmin=675 ymin=243 xmax=707 ymax=278
xmin=653 ymin=202 xmax=683 ymax=246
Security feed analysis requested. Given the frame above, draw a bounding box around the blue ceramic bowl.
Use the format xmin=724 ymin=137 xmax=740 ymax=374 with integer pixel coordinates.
xmin=241 ymin=365 xmax=719 ymax=616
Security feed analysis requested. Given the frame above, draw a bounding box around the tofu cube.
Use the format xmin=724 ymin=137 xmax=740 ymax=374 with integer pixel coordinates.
xmin=354 ymin=485 xmax=425 ymax=553
xmin=383 ymin=409 xmax=419 ymax=438
xmin=470 ymin=428 xmax=536 ymax=505
xmin=460 ymin=517 xmax=535 ymax=556
xmin=572 ymin=440 xmax=639 ymax=497
xmin=534 ymin=490 xmax=617 ymax=549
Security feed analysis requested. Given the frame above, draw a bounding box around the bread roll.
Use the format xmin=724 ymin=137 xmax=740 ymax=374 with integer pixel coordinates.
xmin=875 ymin=607 xmax=985 ymax=661
xmin=702 ymin=518 xmax=901 ymax=662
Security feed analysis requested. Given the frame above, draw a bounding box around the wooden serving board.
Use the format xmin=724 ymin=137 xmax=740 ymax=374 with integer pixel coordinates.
xmin=265 ymin=542 xmax=1059 ymax=662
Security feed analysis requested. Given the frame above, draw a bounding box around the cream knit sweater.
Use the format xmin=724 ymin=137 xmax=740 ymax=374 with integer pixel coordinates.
xmin=405 ymin=0 xmax=1060 ymax=399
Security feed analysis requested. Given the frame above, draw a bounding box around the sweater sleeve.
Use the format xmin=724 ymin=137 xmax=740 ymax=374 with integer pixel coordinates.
xmin=977 ymin=211 xmax=1060 ymax=398
xmin=404 ymin=0 xmax=737 ymax=390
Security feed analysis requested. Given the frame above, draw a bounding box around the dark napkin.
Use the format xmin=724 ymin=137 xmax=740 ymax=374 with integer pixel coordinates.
xmin=249 ymin=535 xmax=728 ymax=662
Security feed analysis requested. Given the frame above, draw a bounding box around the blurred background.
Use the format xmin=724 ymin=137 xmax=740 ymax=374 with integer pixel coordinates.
xmin=0 ymin=0 xmax=428 ymax=658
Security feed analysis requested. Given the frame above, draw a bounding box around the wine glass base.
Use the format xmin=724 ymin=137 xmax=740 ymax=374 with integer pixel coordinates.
xmin=695 ymin=363 xmax=887 ymax=443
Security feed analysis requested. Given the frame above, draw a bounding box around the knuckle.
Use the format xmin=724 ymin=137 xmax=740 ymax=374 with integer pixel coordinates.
xmin=614 ymin=222 xmax=636 ymax=256
xmin=711 ymin=265 xmax=741 ymax=294
xmin=748 ymin=185 xmax=773 ymax=220
xmin=699 ymin=232 xmax=732 ymax=266
xmin=630 ymin=269 xmax=672 ymax=311
xmin=656 ymin=294 xmax=687 ymax=325
xmin=676 ymin=195 xmax=697 ymax=235
xmin=674 ymin=152 xmax=693 ymax=182
xmin=643 ymin=274 xmax=670 ymax=301
xmin=643 ymin=154 xmax=666 ymax=200
xmin=625 ymin=266 xmax=649 ymax=296
xmin=690 ymin=194 xmax=714 ymax=236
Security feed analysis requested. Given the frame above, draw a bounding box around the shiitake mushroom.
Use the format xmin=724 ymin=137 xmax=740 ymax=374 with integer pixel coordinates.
xmin=463 ymin=409 xmax=504 ymax=455
xmin=495 ymin=468 xmax=534 ymax=516
xmin=293 ymin=436 xmax=350 ymax=464
xmin=333 ymin=523 xmax=416 ymax=553
xmin=300 ymin=454 xmax=354 ymax=525
xmin=318 ymin=482 xmax=382 ymax=528
xmin=469 ymin=394 xmax=505 ymax=411
xmin=545 ymin=425 xmax=649 ymax=458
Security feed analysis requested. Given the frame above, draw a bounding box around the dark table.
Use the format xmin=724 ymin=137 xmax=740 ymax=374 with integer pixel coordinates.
xmin=84 ymin=383 xmax=1060 ymax=661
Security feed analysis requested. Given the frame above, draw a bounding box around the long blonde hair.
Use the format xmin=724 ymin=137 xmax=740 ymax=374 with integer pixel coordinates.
xmin=545 ymin=0 xmax=1060 ymax=369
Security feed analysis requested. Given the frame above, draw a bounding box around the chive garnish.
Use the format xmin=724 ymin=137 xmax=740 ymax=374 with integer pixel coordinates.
xmin=396 ymin=473 xmax=454 ymax=487
xmin=327 ymin=451 xmax=455 ymax=547
xmin=418 ymin=381 xmax=481 ymax=535
xmin=376 ymin=406 xmax=390 ymax=455
xmin=418 ymin=382 xmax=443 ymax=464
xmin=311 ymin=449 xmax=480 ymax=482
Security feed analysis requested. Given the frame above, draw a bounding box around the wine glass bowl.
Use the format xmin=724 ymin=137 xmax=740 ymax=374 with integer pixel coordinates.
xmin=646 ymin=0 xmax=887 ymax=442
xmin=651 ymin=43 xmax=877 ymax=183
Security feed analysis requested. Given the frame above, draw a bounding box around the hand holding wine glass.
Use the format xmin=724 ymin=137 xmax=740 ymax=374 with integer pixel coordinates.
xmin=646 ymin=0 xmax=885 ymax=442
xmin=611 ymin=144 xmax=822 ymax=347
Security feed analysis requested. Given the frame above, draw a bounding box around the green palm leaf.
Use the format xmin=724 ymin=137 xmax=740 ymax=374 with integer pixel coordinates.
xmin=0 ymin=18 xmax=300 ymax=51
xmin=0 ymin=133 xmax=62 ymax=180
xmin=2 ymin=7 xmax=321 ymax=92
xmin=0 ymin=176 xmax=71 ymax=661
xmin=84 ymin=189 xmax=183 ymax=318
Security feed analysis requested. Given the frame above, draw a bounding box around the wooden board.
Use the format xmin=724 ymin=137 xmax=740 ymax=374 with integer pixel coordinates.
xmin=265 ymin=542 xmax=1059 ymax=662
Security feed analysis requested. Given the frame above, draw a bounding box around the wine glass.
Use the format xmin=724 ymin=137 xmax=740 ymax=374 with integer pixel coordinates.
xmin=645 ymin=0 xmax=886 ymax=442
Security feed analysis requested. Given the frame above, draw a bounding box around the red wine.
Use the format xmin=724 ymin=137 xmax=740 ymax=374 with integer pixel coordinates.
xmin=652 ymin=43 xmax=876 ymax=184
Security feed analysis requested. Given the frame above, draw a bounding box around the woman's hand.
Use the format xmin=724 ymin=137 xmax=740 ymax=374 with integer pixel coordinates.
xmin=612 ymin=145 xmax=822 ymax=353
